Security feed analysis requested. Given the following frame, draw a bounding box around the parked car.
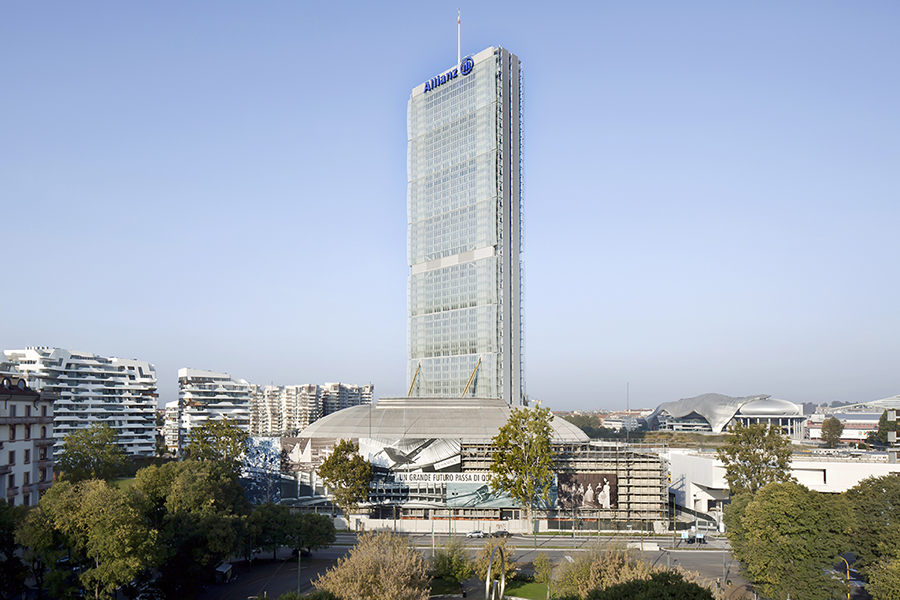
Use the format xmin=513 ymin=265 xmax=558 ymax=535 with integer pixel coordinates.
xmin=466 ymin=530 xmax=487 ymax=538
xmin=492 ymin=530 xmax=511 ymax=538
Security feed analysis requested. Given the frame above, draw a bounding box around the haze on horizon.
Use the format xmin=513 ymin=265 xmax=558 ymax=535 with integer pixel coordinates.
xmin=2 ymin=2 xmax=898 ymax=412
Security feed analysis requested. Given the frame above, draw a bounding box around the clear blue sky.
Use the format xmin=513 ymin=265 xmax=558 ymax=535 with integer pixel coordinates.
xmin=2 ymin=2 xmax=898 ymax=411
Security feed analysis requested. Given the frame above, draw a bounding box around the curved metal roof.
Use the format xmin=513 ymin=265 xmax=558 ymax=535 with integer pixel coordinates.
xmin=648 ymin=393 xmax=772 ymax=433
xmin=737 ymin=398 xmax=800 ymax=416
xmin=300 ymin=397 xmax=589 ymax=443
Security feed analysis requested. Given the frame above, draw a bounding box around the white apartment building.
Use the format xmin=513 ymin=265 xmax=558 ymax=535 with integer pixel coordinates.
xmin=4 ymin=348 xmax=158 ymax=456
xmin=322 ymin=382 xmax=374 ymax=416
xmin=0 ymin=367 xmax=55 ymax=506
xmin=249 ymin=383 xmax=374 ymax=436
xmin=162 ymin=400 xmax=180 ymax=455
xmin=252 ymin=385 xmax=283 ymax=436
xmin=283 ymin=384 xmax=321 ymax=432
xmin=169 ymin=368 xmax=252 ymax=456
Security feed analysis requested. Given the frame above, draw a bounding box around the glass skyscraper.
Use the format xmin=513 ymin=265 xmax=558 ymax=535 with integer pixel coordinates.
xmin=407 ymin=47 xmax=524 ymax=406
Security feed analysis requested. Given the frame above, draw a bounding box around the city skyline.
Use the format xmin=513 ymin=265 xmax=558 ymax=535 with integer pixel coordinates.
xmin=2 ymin=2 xmax=898 ymax=410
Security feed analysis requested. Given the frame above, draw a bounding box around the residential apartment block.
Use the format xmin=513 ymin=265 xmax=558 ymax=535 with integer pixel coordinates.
xmin=164 ymin=368 xmax=253 ymax=456
xmin=0 ymin=366 xmax=55 ymax=506
xmin=4 ymin=347 xmax=158 ymax=456
xmin=249 ymin=383 xmax=374 ymax=436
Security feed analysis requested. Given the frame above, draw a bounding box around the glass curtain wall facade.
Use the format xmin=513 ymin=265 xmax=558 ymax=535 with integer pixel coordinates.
xmin=407 ymin=47 xmax=524 ymax=405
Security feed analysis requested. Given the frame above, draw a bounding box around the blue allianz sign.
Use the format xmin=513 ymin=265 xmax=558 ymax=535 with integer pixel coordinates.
xmin=424 ymin=56 xmax=475 ymax=93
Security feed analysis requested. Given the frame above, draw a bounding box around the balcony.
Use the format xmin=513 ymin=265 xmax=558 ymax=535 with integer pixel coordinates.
xmin=37 ymin=459 xmax=53 ymax=468
xmin=0 ymin=465 xmax=10 ymax=476
xmin=33 ymin=438 xmax=56 ymax=447
xmin=6 ymin=487 xmax=19 ymax=498
xmin=36 ymin=481 xmax=52 ymax=492
xmin=0 ymin=416 xmax=43 ymax=426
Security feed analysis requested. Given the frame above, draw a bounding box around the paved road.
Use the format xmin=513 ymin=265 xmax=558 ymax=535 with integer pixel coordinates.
xmin=199 ymin=532 xmax=754 ymax=600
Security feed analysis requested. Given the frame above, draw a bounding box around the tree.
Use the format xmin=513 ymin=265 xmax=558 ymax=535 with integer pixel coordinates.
xmin=844 ymin=473 xmax=900 ymax=573
xmin=186 ymin=419 xmax=249 ymax=473
xmin=728 ymin=482 xmax=853 ymax=600
xmin=472 ymin=536 xmax=518 ymax=583
xmin=867 ymin=557 xmax=900 ymax=600
xmin=489 ymin=407 xmax=555 ymax=526
xmin=532 ymin=552 xmax=553 ymax=586
xmin=19 ymin=480 xmax=159 ymax=600
xmin=0 ymin=502 xmax=27 ymax=598
xmin=15 ymin=505 xmax=63 ymax=599
xmin=314 ymin=531 xmax=429 ymax=600
xmin=721 ymin=492 xmax=753 ymax=559
xmin=56 ymin=422 xmax=129 ymax=482
xmin=582 ymin=571 xmax=714 ymax=600
xmin=278 ymin=591 xmax=337 ymax=600
xmin=430 ymin=537 xmax=472 ymax=587
xmin=317 ymin=439 xmax=372 ymax=527
xmin=716 ymin=422 xmax=794 ymax=495
xmin=248 ymin=502 xmax=291 ymax=560
xmin=820 ymin=416 xmax=844 ymax=448
xmin=867 ymin=410 xmax=900 ymax=446
xmin=554 ymin=546 xmax=655 ymax=599
xmin=129 ymin=460 xmax=250 ymax=599
xmin=290 ymin=512 xmax=336 ymax=555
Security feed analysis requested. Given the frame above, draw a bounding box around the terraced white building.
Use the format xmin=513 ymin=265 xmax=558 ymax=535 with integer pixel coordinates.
xmin=3 ymin=347 xmax=158 ymax=456
xmin=170 ymin=368 xmax=253 ymax=456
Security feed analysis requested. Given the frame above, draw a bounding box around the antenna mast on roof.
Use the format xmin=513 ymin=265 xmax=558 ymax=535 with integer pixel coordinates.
xmin=457 ymin=9 xmax=461 ymax=65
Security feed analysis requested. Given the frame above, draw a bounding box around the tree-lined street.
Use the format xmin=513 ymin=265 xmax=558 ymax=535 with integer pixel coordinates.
xmin=197 ymin=532 xmax=751 ymax=600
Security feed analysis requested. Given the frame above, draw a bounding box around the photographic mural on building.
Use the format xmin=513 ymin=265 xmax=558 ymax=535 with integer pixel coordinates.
xmin=242 ymin=437 xmax=284 ymax=504
xmin=360 ymin=438 xmax=461 ymax=472
xmin=557 ymin=473 xmax=617 ymax=509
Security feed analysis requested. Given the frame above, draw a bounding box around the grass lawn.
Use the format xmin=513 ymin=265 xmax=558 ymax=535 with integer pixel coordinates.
xmin=113 ymin=477 xmax=135 ymax=490
xmin=504 ymin=580 xmax=548 ymax=600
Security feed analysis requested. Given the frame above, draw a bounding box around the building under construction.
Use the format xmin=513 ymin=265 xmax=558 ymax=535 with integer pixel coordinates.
xmin=275 ymin=398 xmax=669 ymax=532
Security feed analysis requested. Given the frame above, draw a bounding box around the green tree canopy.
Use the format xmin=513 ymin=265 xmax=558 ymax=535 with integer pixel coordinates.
xmin=716 ymin=422 xmax=794 ymax=495
xmin=129 ymin=460 xmax=250 ymax=599
xmin=19 ymin=480 xmax=159 ymax=600
xmin=727 ymin=482 xmax=854 ymax=600
xmin=15 ymin=501 xmax=65 ymax=597
xmin=868 ymin=557 xmax=900 ymax=600
xmin=582 ymin=571 xmax=714 ymax=600
xmin=56 ymin=422 xmax=129 ymax=482
xmin=820 ymin=416 xmax=844 ymax=448
xmin=867 ymin=410 xmax=900 ymax=446
xmin=314 ymin=531 xmax=429 ymax=600
xmin=554 ymin=546 xmax=656 ymax=600
xmin=317 ymin=439 xmax=373 ymax=525
xmin=430 ymin=537 xmax=472 ymax=586
xmin=844 ymin=473 xmax=900 ymax=573
xmin=247 ymin=502 xmax=291 ymax=559
xmin=0 ymin=502 xmax=27 ymax=598
xmin=186 ymin=419 xmax=249 ymax=473
xmin=290 ymin=512 xmax=337 ymax=554
xmin=472 ymin=536 xmax=517 ymax=583
xmin=489 ymin=406 xmax=556 ymax=523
